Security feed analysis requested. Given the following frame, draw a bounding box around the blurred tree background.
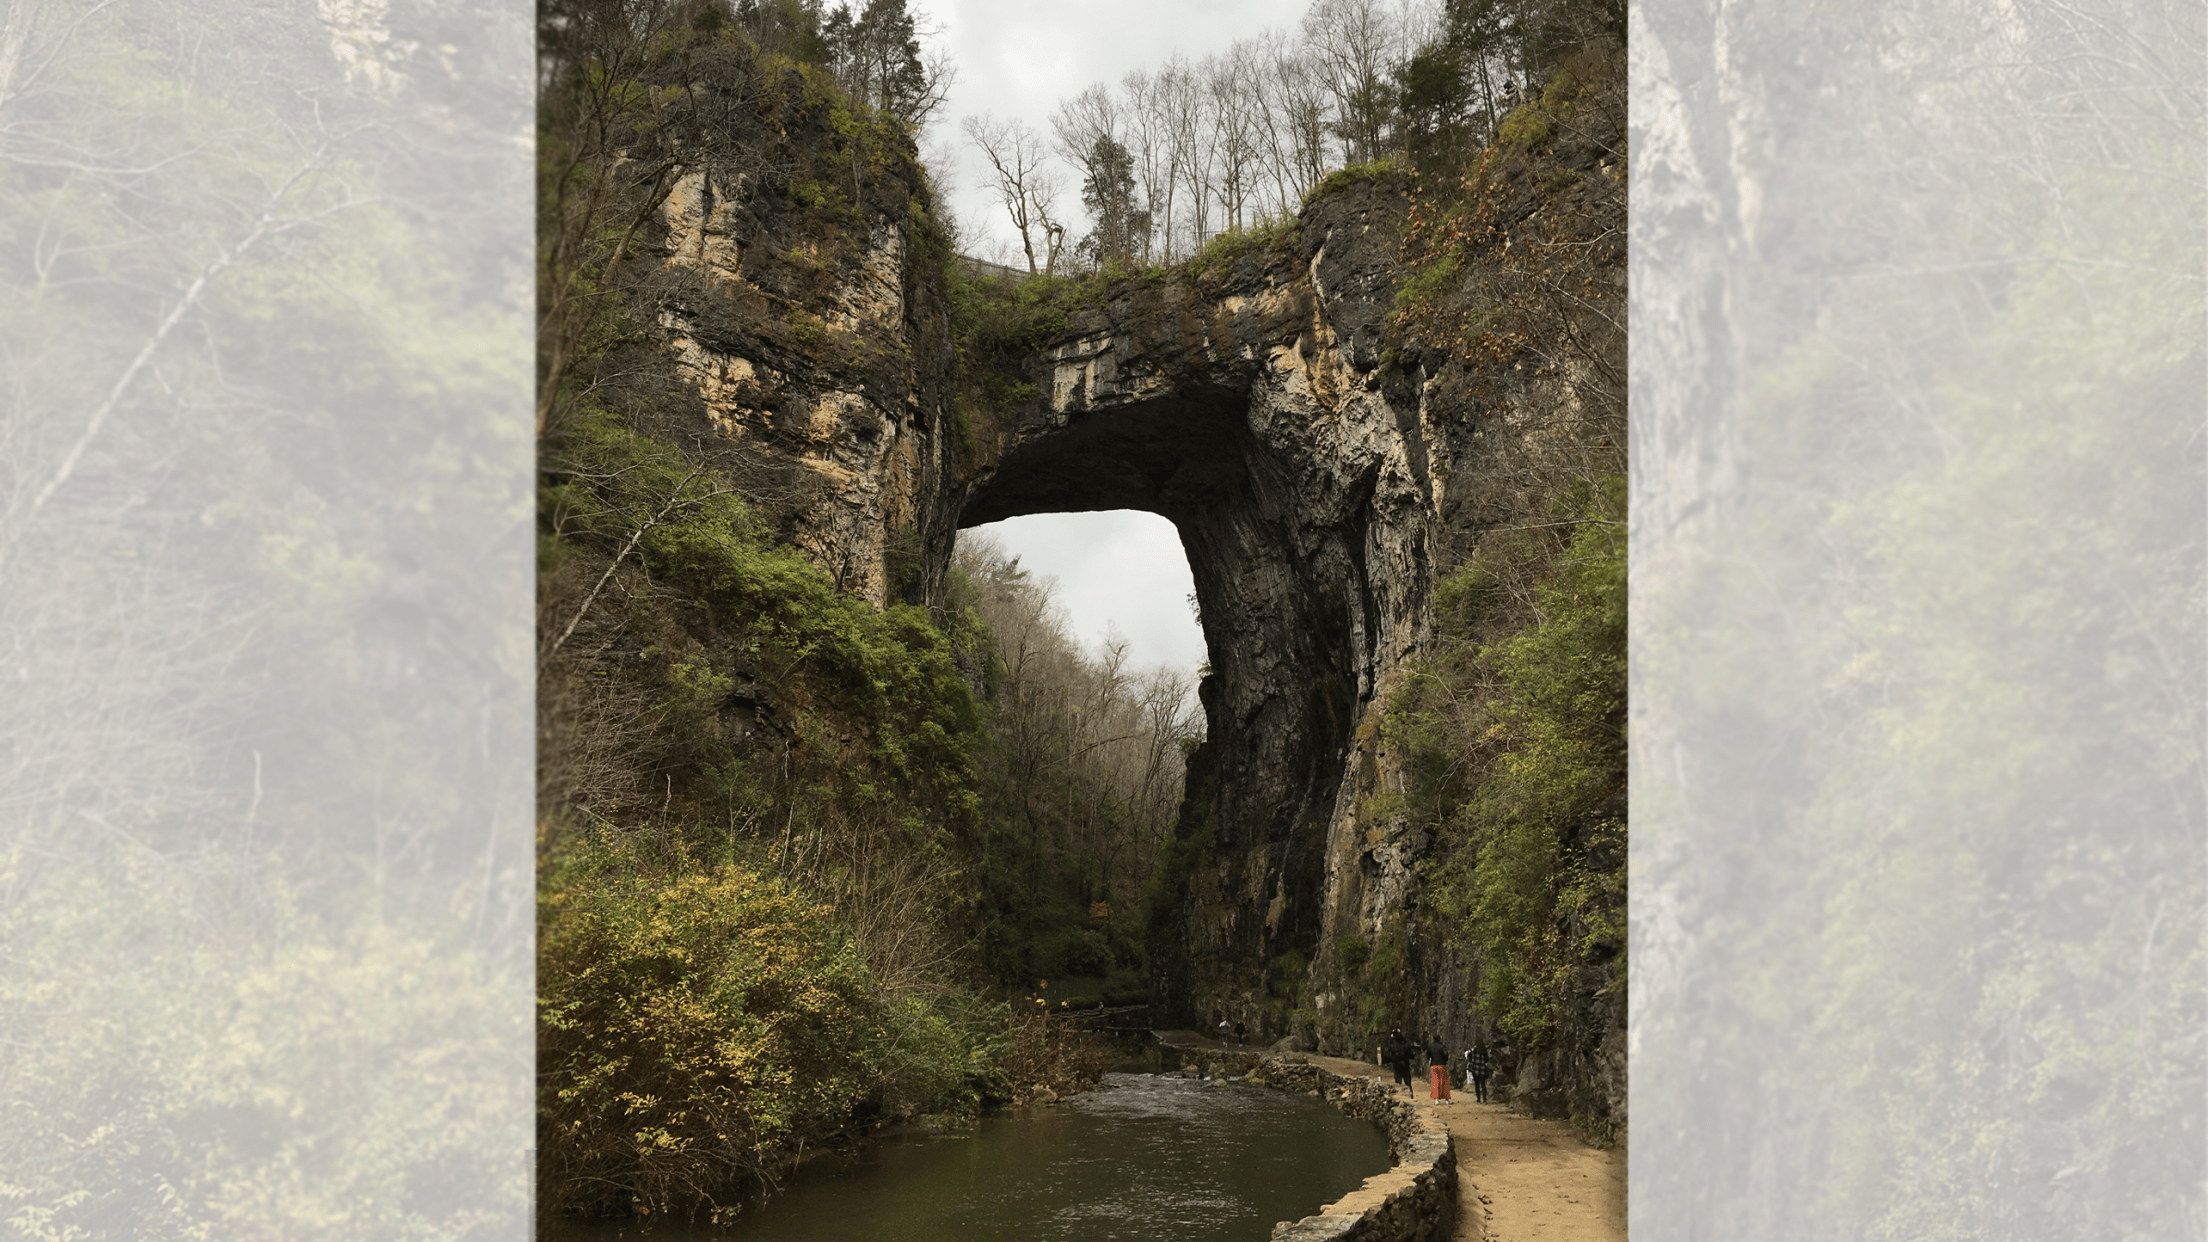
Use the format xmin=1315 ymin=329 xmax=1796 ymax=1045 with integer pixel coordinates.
xmin=0 ymin=0 xmax=534 ymax=1237
xmin=1631 ymin=0 xmax=2204 ymax=1235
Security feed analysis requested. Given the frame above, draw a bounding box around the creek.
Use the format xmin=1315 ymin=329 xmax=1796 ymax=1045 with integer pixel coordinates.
xmin=542 ymin=1069 xmax=1391 ymax=1241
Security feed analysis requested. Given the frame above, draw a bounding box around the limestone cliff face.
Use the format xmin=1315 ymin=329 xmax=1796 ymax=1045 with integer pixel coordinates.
xmin=630 ymin=115 xmax=1620 ymax=1134
xmin=637 ymin=86 xmax=963 ymax=612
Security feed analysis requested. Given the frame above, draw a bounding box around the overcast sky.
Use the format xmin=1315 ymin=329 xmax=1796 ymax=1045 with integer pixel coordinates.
xmin=908 ymin=0 xmax=1311 ymax=261
xmin=908 ymin=0 xmax=1308 ymax=681
xmin=965 ymin=510 xmax=1207 ymax=674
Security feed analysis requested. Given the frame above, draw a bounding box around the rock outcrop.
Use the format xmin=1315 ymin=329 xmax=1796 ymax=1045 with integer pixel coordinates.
xmin=626 ymin=100 xmax=1622 ymax=1137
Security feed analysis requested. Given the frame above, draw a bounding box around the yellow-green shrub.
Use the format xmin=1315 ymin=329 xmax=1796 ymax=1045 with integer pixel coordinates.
xmin=538 ymin=835 xmax=877 ymax=1218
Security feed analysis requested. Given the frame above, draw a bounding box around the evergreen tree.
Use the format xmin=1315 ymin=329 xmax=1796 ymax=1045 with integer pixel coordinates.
xmin=833 ymin=0 xmax=928 ymax=123
xmin=1075 ymin=135 xmax=1149 ymax=269
xmin=1393 ymin=41 xmax=1470 ymax=170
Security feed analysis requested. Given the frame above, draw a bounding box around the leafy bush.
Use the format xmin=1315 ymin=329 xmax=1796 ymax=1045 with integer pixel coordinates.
xmin=538 ymin=835 xmax=879 ymax=1218
xmin=1497 ymin=106 xmax=1554 ymax=149
xmin=1337 ymin=932 xmax=1372 ymax=977
xmin=539 ymin=830 xmax=1009 ymax=1220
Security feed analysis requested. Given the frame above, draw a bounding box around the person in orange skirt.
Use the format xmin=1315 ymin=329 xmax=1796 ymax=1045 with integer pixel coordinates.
xmin=1426 ymin=1035 xmax=1452 ymax=1103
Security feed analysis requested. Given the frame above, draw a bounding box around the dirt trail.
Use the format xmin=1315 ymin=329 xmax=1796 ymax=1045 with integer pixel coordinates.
xmin=1300 ymin=1053 xmax=1624 ymax=1242
xmin=1424 ymin=1093 xmax=1622 ymax=1242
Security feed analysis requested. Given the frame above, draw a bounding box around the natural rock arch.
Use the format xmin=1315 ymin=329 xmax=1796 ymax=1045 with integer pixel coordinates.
xmin=635 ymin=67 xmax=1624 ymax=1123
xmin=950 ymin=189 xmax=1441 ymax=1020
xmin=653 ymin=159 xmax=1461 ymax=1031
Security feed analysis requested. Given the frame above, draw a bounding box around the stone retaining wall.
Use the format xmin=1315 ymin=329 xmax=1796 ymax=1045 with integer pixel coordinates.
xmin=1183 ymin=1052 xmax=1456 ymax=1242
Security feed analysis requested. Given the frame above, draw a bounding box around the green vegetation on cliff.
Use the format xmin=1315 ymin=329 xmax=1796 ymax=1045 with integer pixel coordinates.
xmin=536 ymin=1 xmax=1010 ymax=1221
xmin=537 ymin=401 xmax=1005 ymax=1217
xmin=537 ymin=1 xmax=1196 ymax=1220
xmin=1367 ymin=2 xmax=1627 ymax=1136
xmin=1394 ymin=483 xmax=1625 ymax=1052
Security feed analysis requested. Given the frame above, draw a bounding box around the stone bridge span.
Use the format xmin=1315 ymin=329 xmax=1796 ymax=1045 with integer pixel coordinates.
xmin=651 ymin=158 xmax=1460 ymax=1031
xmin=956 ymin=190 xmax=1444 ymax=1019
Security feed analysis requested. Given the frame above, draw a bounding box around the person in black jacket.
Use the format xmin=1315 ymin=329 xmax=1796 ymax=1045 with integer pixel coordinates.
xmin=1383 ymin=1028 xmax=1414 ymax=1095
xmin=1426 ymin=1035 xmax=1452 ymax=1103
xmin=1468 ymin=1041 xmax=1494 ymax=1103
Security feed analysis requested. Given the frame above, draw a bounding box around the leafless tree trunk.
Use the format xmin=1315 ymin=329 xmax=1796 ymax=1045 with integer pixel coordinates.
xmin=1301 ymin=0 xmax=1399 ymax=165
xmin=1208 ymin=46 xmax=1261 ymax=232
xmin=1119 ymin=67 xmax=1173 ymax=265
xmin=1158 ymin=54 xmax=1213 ymax=256
xmin=1049 ymin=81 xmax=1121 ymax=189
xmin=963 ymin=111 xmax=1062 ymax=275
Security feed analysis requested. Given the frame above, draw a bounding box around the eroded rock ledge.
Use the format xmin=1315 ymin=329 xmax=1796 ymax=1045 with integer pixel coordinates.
xmin=953 ymin=186 xmax=1441 ymax=1041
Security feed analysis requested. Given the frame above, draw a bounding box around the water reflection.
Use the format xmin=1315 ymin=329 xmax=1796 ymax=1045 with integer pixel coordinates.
xmin=541 ymin=1071 xmax=1390 ymax=1242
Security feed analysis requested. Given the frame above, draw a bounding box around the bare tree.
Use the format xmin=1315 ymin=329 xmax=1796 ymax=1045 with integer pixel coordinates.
xmin=1394 ymin=0 xmax=1445 ymax=64
xmin=1118 ymin=67 xmax=1174 ymax=265
xmin=1157 ymin=53 xmax=1213 ymax=256
xmin=909 ymin=35 xmax=958 ymax=131
xmin=1301 ymin=0 xmax=1399 ymax=165
xmin=1261 ymin=30 xmax=1333 ymax=205
xmin=1049 ymin=81 xmax=1122 ymax=187
xmin=963 ymin=111 xmax=1065 ymax=275
xmin=1209 ymin=45 xmax=1263 ymax=232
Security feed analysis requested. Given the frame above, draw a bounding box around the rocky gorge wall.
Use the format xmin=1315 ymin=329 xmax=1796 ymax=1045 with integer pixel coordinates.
xmin=624 ymin=73 xmax=1622 ymax=1138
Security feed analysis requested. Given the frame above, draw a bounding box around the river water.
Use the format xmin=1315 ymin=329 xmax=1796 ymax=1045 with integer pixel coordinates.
xmin=542 ymin=1070 xmax=1391 ymax=1241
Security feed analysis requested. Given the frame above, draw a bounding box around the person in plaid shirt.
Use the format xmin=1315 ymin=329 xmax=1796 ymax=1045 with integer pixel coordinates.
xmin=1468 ymin=1041 xmax=1495 ymax=1103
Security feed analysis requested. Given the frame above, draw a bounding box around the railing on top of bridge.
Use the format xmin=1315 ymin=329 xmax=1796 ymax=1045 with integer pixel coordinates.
xmin=954 ymin=254 xmax=1033 ymax=284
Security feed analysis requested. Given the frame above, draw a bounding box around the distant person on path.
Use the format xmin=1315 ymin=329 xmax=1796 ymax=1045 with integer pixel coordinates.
xmin=1427 ymin=1036 xmax=1452 ymax=1103
xmin=1468 ymin=1042 xmax=1494 ymax=1103
xmin=1215 ymin=1018 xmax=1230 ymax=1046
xmin=1384 ymin=1028 xmax=1414 ymax=1095
xmin=1234 ymin=1019 xmax=1247 ymax=1046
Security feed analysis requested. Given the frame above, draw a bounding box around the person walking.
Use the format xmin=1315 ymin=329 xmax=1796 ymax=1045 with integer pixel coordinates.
xmin=1384 ymin=1028 xmax=1414 ymax=1096
xmin=1427 ymin=1035 xmax=1452 ymax=1103
xmin=1468 ymin=1041 xmax=1494 ymax=1103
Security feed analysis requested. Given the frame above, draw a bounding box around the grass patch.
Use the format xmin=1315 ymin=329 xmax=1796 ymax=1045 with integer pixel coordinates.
xmin=1180 ymin=215 xmax=1301 ymax=283
xmin=1497 ymin=107 xmax=1554 ymax=149
xmin=1305 ymin=156 xmax=1407 ymax=208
